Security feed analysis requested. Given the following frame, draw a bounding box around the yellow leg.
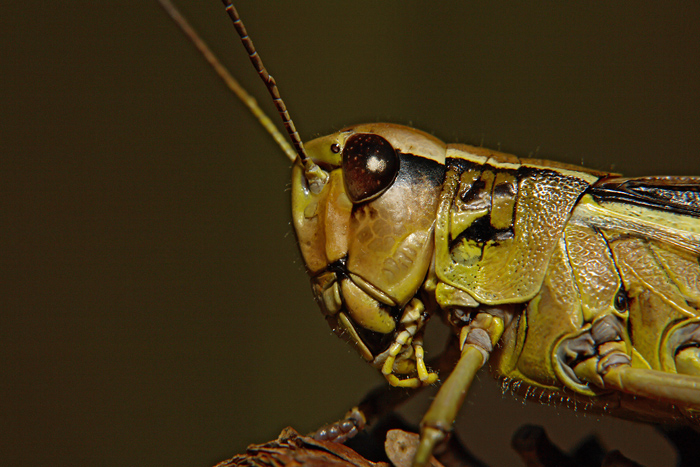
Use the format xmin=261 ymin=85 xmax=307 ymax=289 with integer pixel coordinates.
xmin=571 ymin=339 xmax=700 ymax=409
xmin=413 ymin=345 xmax=484 ymax=467
xmin=602 ymin=364 xmax=700 ymax=408
xmin=413 ymin=313 xmax=505 ymax=467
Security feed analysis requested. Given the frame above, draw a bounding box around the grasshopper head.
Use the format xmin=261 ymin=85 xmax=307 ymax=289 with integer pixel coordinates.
xmin=291 ymin=123 xmax=446 ymax=367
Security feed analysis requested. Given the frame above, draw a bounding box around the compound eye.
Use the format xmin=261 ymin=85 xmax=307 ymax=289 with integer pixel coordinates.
xmin=342 ymin=133 xmax=399 ymax=203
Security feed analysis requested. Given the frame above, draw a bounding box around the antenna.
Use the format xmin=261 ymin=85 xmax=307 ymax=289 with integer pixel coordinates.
xmin=158 ymin=0 xmax=328 ymax=191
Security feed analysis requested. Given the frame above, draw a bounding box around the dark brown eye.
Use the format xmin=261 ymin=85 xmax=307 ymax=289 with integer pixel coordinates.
xmin=342 ymin=133 xmax=399 ymax=203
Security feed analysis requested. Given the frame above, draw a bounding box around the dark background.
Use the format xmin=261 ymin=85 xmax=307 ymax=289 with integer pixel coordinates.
xmin=3 ymin=2 xmax=700 ymax=466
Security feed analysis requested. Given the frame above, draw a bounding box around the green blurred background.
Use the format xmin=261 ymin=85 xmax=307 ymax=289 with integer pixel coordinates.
xmin=3 ymin=2 xmax=699 ymax=466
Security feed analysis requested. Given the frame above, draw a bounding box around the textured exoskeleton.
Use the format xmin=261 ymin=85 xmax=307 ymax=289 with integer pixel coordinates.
xmin=292 ymin=123 xmax=700 ymax=466
xmin=157 ymin=1 xmax=700 ymax=465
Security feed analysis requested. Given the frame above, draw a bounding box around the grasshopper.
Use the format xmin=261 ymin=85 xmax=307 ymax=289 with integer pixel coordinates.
xmin=160 ymin=2 xmax=700 ymax=465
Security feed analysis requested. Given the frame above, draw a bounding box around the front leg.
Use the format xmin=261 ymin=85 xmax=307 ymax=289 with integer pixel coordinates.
xmin=311 ymin=335 xmax=463 ymax=445
xmin=414 ymin=312 xmax=505 ymax=467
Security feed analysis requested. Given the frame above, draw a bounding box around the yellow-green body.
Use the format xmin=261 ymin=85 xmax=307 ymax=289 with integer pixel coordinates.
xmin=292 ymin=123 xmax=700 ymax=465
xmin=158 ymin=2 xmax=700 ymax=464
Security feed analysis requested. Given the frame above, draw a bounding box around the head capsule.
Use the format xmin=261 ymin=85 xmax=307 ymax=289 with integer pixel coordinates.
xmin=291 ymin=123 xmax=447 ymax=370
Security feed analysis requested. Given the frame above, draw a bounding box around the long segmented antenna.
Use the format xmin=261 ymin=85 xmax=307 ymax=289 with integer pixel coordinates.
xmin=221 ymin=0 xmax=328 ymax=191
xmin=158 ymin=0 xmax=294 ymax=162
xmin=158 ymin=0 xmax=328 ymax=192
